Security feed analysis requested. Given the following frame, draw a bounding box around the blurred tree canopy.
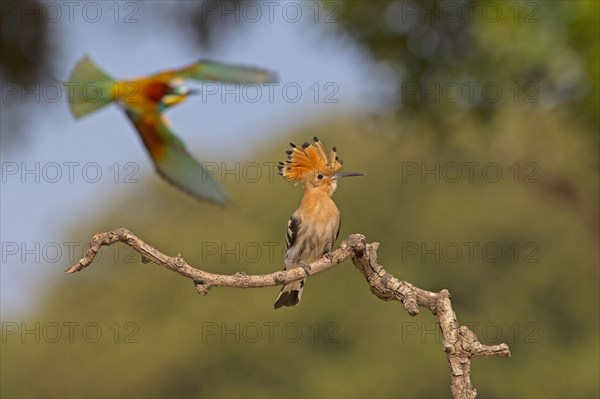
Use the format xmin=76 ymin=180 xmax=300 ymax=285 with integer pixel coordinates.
xmin=0 ymin=0 xmax=54 ymax=147
xmin=2 ymin=0 xmax=598 ymax=146
xmin=159 ymin=0 xmax=599 ymax=131
xmin=333 ymin=0 xmax=599 ymax=128
xmin=0 ymin=0 xmax=52 ymax=81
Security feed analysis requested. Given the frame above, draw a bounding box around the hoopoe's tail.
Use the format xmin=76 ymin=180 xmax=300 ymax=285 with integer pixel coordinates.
xmin=64 ymin=55 xmax=116 ymax=119
xmin=274 ymin=279 xmax=304 ymax=309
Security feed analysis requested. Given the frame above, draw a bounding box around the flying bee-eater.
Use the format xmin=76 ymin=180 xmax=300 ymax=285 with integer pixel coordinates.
xmin=274 ymin=137 xmax=364 ymax=308
xmin=64 ymin=55 xmax=277 ymax=204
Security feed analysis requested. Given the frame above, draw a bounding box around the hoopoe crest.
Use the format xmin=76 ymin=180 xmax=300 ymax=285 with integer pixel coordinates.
xmin=274 ymin=137 xmax=363 ymax=309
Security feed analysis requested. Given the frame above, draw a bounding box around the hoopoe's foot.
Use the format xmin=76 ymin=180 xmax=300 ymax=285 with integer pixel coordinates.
xmin=299 ymin=261 xmax=312 ymax=275
xmin=324 ymin=252 xmax=334 ymax=262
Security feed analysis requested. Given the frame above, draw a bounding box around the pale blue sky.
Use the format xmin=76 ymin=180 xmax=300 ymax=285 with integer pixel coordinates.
xmin=1 ymin=2 xmax=392 ymax=318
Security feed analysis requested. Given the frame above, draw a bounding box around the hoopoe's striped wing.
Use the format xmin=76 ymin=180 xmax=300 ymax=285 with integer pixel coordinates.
xmin=286 ymin=214 xmax=301 ymax=251
xmin=169 ymin=60 xmax=277 ymax=84
xmin=123 ymin=106 xmax=229 ymax=205
xmin=275 ymin=213 xmax=304 ymax=309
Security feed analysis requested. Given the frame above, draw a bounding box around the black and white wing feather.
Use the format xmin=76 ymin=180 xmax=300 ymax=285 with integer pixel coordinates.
xmin=274 ymin=213 xmax=304 ymax=309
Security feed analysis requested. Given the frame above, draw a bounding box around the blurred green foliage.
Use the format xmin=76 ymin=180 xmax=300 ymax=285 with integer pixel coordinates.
xmin=1 ymin=0 xmax=598 ymax=397
xmin=2 ymin=106 xmax=598 ymax=397
xmin=2 ymin=0 xmax=597 ymax=143
xmin=0 ymin=0 xmax=52 ymax=81
xmin=333 ymin=0 xmax=599 ymax=131
xmin=167 ymin=0 xmax=600 ymax=130
xmin=0 ymin=0 xmax=54 ymax=147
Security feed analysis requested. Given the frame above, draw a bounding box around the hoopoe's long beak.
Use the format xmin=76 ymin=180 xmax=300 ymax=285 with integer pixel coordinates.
xmin=334 ymin=172 xmax=365 ymax=179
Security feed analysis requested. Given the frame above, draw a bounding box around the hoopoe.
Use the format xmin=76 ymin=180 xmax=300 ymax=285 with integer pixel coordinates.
xmin=274 ymin=137 xmax=363 ymax=309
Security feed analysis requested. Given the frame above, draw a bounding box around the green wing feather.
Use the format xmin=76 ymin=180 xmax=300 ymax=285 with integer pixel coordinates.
xmin=124 ymin=106 xmax=230 ymax=205
xmin=64 ymin=55 xmax=116 ymax=119
xmin=173 ymin=60 xmax=278 ymax=84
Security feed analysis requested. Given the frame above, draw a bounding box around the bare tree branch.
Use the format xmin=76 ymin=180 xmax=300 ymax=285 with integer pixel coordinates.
xmin=66 ymin=227 xmax=511 ymax=398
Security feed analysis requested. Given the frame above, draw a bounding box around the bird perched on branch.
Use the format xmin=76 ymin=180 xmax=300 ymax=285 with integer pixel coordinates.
xmin=274 ymin=137 xmax=364 ymax=308
xmin=64 ymin=55 xmax=277 ymax=204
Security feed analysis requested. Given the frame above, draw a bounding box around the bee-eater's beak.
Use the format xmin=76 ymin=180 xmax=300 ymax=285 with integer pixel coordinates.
xmin=334 ymin=172 xmax=365 ymax=179
xmin=186 ymin=89 xmax=200 ymax=96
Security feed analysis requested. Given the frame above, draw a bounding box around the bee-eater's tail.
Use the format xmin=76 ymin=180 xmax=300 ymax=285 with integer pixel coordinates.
xmin=274 ymin=279 xmax=304 ymax=309
xmin=64 ymin=55 xmax=116 ymax=119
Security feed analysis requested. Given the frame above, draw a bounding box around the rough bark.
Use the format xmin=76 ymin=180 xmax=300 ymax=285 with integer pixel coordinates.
xmin=67 ymin=228 xmax=511 ymax=398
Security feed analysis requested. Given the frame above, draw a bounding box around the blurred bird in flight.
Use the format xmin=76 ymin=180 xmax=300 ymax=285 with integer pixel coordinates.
xmin=274 ymin=137 xmax=364 ymax=308
xmin=64 ymin=55 xmax=277 ymax=204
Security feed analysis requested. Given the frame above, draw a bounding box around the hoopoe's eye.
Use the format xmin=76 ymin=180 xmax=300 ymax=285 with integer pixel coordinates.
xmin=317 ymin=174 xmax=323 ymax=179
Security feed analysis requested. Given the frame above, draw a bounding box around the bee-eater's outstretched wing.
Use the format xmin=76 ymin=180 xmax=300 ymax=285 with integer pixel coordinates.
xmin=123 ymin=106 xmax=229 ymax=205
xmin=64 ymin=55 xmax=117 ymax=119
xmin=170 ymin=60 xmax=277 ymax=84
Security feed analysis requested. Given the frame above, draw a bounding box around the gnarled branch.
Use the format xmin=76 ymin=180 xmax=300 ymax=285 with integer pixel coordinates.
xmin=66 ymin=228 xmax=510 ymax=398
